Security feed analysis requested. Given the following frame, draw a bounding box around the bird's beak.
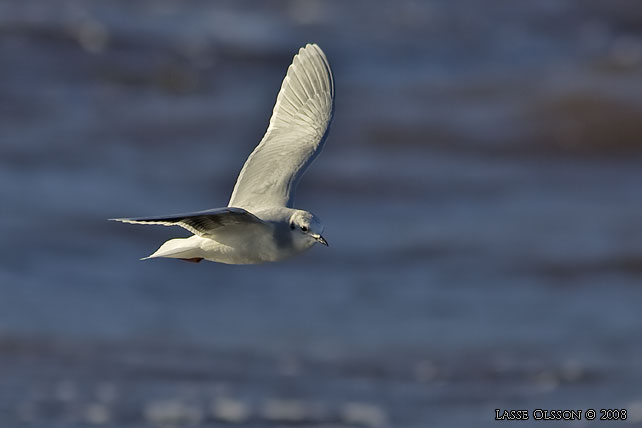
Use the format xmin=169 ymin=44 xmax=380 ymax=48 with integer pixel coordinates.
xmin=312 ymin=234 xmax=329 ymax=246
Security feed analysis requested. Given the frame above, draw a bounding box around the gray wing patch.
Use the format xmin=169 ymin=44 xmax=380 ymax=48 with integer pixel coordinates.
xmin=110 ymin=207 xmax=265 ymax=238
xmin=228 ymin=43 xmax=334 ymax=210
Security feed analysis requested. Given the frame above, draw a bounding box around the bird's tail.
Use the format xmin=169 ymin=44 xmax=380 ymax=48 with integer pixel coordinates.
xmin=142 ymin=236 xmax=203 ymax=261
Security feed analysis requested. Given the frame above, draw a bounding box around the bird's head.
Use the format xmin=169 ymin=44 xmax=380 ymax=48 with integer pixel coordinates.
xmin=289 ymin=210 xmax=328 ymax=248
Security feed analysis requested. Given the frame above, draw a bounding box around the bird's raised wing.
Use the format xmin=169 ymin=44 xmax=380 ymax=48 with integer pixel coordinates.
xmin=110 ymin=207 xmax=268 ymax=239
xmin=228 ymin=43 xmax=334 ymax=210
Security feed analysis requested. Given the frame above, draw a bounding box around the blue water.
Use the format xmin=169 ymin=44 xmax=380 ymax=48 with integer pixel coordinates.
xmin=1 ymin=0 xmax=642 ymax=427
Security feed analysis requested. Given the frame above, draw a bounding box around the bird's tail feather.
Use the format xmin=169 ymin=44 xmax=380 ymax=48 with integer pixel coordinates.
xmin=142 ymin=236 xmax=202 ymax=261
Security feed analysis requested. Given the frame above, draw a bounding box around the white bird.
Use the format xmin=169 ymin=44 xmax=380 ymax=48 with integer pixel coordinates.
xmin=111 ymin=43 xmax=334 ymax=264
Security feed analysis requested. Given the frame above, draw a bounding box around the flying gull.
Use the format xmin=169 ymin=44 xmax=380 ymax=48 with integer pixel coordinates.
xmin=111 ymin=44 xmax=334 ymax=264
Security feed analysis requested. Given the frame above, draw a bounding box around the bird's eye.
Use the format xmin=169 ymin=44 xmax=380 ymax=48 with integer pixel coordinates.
xmin=289 ymin=222 xmax=295 ymax=230
xmin=301 ymin=225 xmax=308 ymax=233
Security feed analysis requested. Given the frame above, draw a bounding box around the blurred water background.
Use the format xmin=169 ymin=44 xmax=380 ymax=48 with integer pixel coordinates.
xmin=1 ymin=0 xmax=642 ymax=427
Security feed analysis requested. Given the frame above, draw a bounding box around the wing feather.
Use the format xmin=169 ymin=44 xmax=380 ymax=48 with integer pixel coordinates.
xmin=228 ymin=43 xmax=334 ymax=210
xmin=110 ymin=207 xmax=267 ymax=238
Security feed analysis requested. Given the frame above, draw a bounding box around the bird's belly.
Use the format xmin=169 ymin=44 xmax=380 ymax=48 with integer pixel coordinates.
xmin=197 ymin=235 xmax=295 ymax=265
